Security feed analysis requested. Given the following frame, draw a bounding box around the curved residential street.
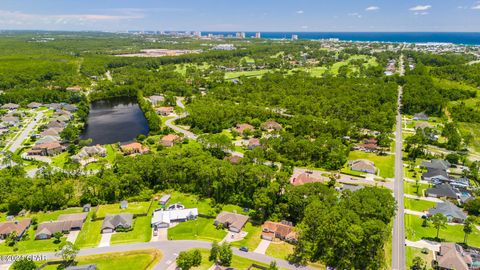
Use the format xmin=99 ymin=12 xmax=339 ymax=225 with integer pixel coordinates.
xmin=0 ymin=240 xmax=311 ymax=270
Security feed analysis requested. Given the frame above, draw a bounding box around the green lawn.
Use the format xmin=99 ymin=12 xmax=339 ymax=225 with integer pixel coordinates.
xmin=75 ymin=212 xmax=103 ymax=248
xmin=96 ymin=201 xmax=151 ymax=218
xmin=168 ymin=217 xmax=227 ymax=242
xmin=406 ymin=246 xmax=433 ymax=269
xmin=404 ymin=198 xmax=436 ymax=212
xmin=230 ymin=223 xmax=262 ymax=250
xmin=0 ymin=226 xmax=66 ymax=255
xmin=265 ymin=242 xmax=295 ymax=260
xmin=458 ymin=122 xmax=480 ymax=153
xmin=224 ymin=69 xmax=271 ymax=79
xmin=405 ymin=214 xmax=480 ymax=248
xmin=165 ymin=190 xmax=244 ymax=216
xmin=404 ymin=181 xmax=431 ymax=196
xmin=346 ymin=151 xmax=395 ymax=178
xmin=192 ymin=248 xmax=276 ymax=270
xmin=51 ymin=152 xmax=70 ymax=168
xmin=111 ymin=216 xmax=152 ymax=245
xmin=27 ymin=207 xmax=84 ymax=223
xmin=39 ymin=249 xmax=162 ymax=270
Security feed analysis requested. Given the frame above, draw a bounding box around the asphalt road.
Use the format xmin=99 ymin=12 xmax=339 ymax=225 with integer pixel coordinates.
xmin=392 ymin=56 xmax=406 ymax=270
xmin=0 ymin=240 xmax=311 ymax=270
xmin=5 ymin=111 xmax=43 ymax=154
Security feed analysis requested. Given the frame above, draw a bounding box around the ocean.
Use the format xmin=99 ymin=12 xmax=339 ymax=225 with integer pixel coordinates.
xmin=200 ymin=32 xmax=480 ymax=45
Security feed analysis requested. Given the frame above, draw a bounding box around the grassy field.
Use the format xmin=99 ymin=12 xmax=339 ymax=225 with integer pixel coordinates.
xmin=75 ymin=217 xmax=103 ymax=248
xmin=168 ymin=217 xmax=227 ymax=242
xmin=346 ymin=151 xmax=395 ymax=178
xmin=192 ymin=248 xmax=275 ymax=270
xmin=404 ymin=198 xmax=436 ymax=212
xmin=224 ymin=69 xmax=271 ymax=79
xmin=405 ymin=214 xmax=480 ymax=248
xmin=164 ymin=190 xmax=244 ymax=216
xmin=459 ymin=122 xmax=480 ymax=153
xmin=96 ymin=201 xmax=151 ymax=218
xmin=27 ymin=207 xmax=84 ymax=223
xmin=51 ymin=152 xmax=70 ymax=168
xmin=403 ymin=181 xmax=431 ymax=196
xmin=230 ymin=223 xmax=262 ymax=250
xmin=111 ymin=216 xmax=152 ymax=245
xmin=39 ymin=249 xmax=162 ymax=270
xmin=265 ymin=242 xmax=295 ymax=260
xmin=406 ymin=246 xmax=434 ymax=269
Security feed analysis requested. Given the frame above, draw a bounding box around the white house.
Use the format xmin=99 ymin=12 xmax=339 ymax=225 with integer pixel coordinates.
xmin=151 ymin=207 xmax=198 ymax=229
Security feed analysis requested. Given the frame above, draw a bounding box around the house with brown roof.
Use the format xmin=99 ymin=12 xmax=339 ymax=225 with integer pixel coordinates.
xmin=161 ymin=134 xmax=181 ymax=147
xmin=27 ymin=102 xmax=43 ymax=109
xmin=120 ymin=142 xmax=149 ymax=155
xmin=66 ymin=86 xmax=83 ymax=92
xmin=1 ymin=103 xmax=20 ymax=110
xmin=234 ymin=123 xmax=254 ymax=135
xmin=28 ymin=141 xmax=63 ymax=156
xmin=261 ymin=120 xmax=282 ymax=131
xmin=214 ymin=212 xmax=249 ymax=233
xmin=291 ymin=172 xmax=322 ymax=186
xmin=248 ymin=138 xmax=261 ymax=149
xmin=0 ymin=219 xmax=32 ymax=240
xmin=156 ymin=107 xmax=174 ymax=116
xmin=47 ymin=120 xmax=66 ymax=129
xmin=435 ymin=242 xmax=473 ymax=270
xmin=35 ymin=213 xmax=87 ymax=240
xmin=349 ymin=159 xmax=376 ymax=174
xmin=148 ymin=95 xmax=165 ymax=105
xmin=224 ymin=155 xmax=242 ymax=165
xmin=261 ymin=221 xmax=297 ymax=243
xmin=40 ymin=128 xmax=62 ymax=138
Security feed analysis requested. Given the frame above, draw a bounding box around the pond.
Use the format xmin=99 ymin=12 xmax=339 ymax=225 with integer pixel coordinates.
xmin=80 ymin=97 xmax=149 ymax=145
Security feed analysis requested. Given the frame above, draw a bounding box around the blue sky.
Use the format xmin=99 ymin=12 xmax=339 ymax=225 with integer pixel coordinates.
xmin=0 ymin=0 xmax=479 ymax=32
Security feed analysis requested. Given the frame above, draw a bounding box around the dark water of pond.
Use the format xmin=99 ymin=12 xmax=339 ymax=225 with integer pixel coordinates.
xmin=80 ymin=97 xmax=149 ymax=145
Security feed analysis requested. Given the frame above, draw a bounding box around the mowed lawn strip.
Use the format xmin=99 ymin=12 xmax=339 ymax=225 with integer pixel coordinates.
xmin=406 ymin=246 xmax=434 ymax=269
xmin=192 ymin=248 xmax=282 ymax=270
xmin=347 ymin=151 xmax=395 ymax=178
xmin=168 ymin=217 xmax=227 ymax=242
xmin=96 ymin=201 xmax=151 ymax=218
xmin=404 ymin=198 xmax=436 ymax=212
xmin=111 ymin=215 xmax=152 ymax=244
xmin=0 ymin=226 xmax=66 ymax=255
xmin=75 ymin=212 xmax=103 ymax=248
xmin=405 ymin=214 xmax=480 ymax=248
xmin=265 ymin=242 xmax=295 ymax=260
xmin=39 ymin=249 xmax=162 ymax=270
xmin=404 ymin=181 xmax=431 ymax=196
xmin=230 ymin=223 xmax=262 ymax=250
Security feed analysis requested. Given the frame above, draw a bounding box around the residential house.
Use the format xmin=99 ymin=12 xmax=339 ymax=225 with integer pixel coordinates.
xmin=148 ymin=95 xmax=165 ymax=105
xmin=161 ymin=134 xmax=181 ymax=147
xmin=151 ymin=207 xmax=198 ymax=228
xmin=28 ymin=141 xmax=63 ymax=156
xmin=214 ymin=211 xmax=249 ymax=233
xmin=428 ymin=201 xmax=467 ymax=223
xmin=40 ymin=128 xmax=62 ymax=138
xmin=413 ymin=112 xmax=429 ymax=121
xmin=336 ymin=184 xmax=365 ymax=193
xmin=156 ymin=107 xmax=174 ymax=116
xmin=422 ymin=168 xmax=449 ymax=182
xmin=261 ymin=120 xmax=282 ymax=132
xmin=421 ymin=159 xmax=451 ymax=171
xmin=71 ymin=145 xmax=106 ymax=163
xmin=101 ymin=213 xmax=133 ymax=233
xmin=66 ymin=86 xmax=82 ymax=92
xmin=415 ymin=122 xmax=433 ymax=130
xmin=83 ymin=204 xmax=91 ymax=212
xmin=62 ymin=104 xmax=78 ymax=112
xmin=425 ymin=184 xmax=459 ymax=200
xmin=35 ymin=135 xmax=60 ymax=145
xmin=349 ymin=159 xmax=376 ymax=174
xmin=291 ymin=173 xmax=321 ymax=186
xmin=27 ymin=102 xmax=42 ymax=109
xmin=47 ymin=120 xmax=66 ymax=129
xmin=35 ymin=213 xmax=87 ymax=240
xmin=261 ymin=221 xmax=297 ymax=243
xmin=248 ymin=138 xmax=261 ymax=149
xmin=234 ymin=123 xmax=254 ymax=135
xmin=1 ymin=115 xmax=19 ymax=126
xmin=120 ymin=142 xmax=149 ymax=155
xmin=1 ymin=103 xmax=20 ymax=111
xmin=0 ymin=219 xmax=32 ymax=240
xmin=224 ymin=155 xmax=242 ymax=165
xmin=435 ymin=242 xmax=472 ymax=270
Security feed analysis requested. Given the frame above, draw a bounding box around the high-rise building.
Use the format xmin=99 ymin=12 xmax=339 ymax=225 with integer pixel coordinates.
xmin=236 ymin=32 xmax=246 ymax=39
xmin=193 ymin=31 xmax=202 ymax=38
xmin=255 ymin=32 xmax=261 ymax=39
xmin=292 ymin=34 xmax=299 ymax=41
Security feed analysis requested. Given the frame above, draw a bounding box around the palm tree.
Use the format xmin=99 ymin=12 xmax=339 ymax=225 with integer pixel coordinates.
xmin=431 ymin=213 xmax=447 ymax=240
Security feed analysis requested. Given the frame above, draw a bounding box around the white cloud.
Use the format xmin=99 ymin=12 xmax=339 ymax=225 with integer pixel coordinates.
xmin=472 ymin=4 xmax=480 ymax=9
xmin=301 ymin=25 xmax=308 ymax=29
xmin=296 ymin=10 xmax=304 ymax=14
xmin=365 ymin=6 xmax=380 ymax=11
xmin=414 ymin=12 xmax=429 ymax=16
xmin=409 ymin=5 xmax=432 ymax=11
xmin=348 ymin=12 xmax=362 ymax=18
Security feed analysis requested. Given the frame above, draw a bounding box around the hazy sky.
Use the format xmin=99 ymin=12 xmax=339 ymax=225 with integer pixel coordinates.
xmin=0 ymin=0 xmax=479 ymax=32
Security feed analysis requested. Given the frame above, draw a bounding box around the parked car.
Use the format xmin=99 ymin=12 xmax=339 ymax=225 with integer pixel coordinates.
xmin=239 ymin=246 xmax=248 ymax=252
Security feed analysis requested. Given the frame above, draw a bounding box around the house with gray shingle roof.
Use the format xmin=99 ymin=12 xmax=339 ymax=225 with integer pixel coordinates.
xmin=428 ymin=201 xmax=467 ymax=223
xmin=101 ymin=213 xmax=133 ymax=233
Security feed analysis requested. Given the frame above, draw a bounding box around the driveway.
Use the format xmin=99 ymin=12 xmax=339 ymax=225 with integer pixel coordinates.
xmin=151 ymin=228 xmax=167 ymax=242
xmin=66 ymin=231 xmax=80 ymax=243
xmin=253 ymin=239 xmax=271 ymax=254
xmin=98 ymin=233 xmax=113 ymax=247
